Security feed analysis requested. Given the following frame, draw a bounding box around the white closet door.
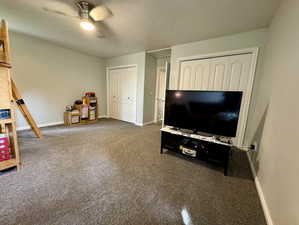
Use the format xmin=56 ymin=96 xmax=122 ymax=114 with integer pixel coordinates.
xmin=156 ymin=67 xmax=167 ymax=121
xmin=179 ymin=54 xmax=253 ymax=146
xmin=119 ymin=67 xmax=137 ymax=123
xmin=108 ymin=66 xmax=137 ymax=123
xmin=109 ymin=69 xmax=120 ymax=119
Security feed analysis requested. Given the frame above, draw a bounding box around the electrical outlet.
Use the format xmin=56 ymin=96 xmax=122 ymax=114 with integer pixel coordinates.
xmin=252 ymin=141 xmax=258 ymax=151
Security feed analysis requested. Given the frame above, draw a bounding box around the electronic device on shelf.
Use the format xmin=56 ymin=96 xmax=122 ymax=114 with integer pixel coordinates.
xmin=164 ymin=90 xmax=243 ymax=137
xmin=161 ymin=90 xmax=243 ymax=176
xmin=161 ymin=128 xmax=231 ymax=175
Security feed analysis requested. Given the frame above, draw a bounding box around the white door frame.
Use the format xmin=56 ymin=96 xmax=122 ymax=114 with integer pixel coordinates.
xmin=106 ymin=64 xmax=138 ymax=123
xmin=154 ymin=65 xmax=167 ymax=123
xmin=176 ymin=47 xmax=259 ymax=146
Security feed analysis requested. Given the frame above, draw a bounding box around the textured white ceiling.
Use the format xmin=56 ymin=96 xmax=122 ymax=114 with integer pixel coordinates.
xmin=0 ymin=0 xmax=281 ymax=58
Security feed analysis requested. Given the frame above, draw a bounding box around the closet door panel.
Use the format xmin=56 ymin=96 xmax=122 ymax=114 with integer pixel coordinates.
xmin=108 ymin=66 xmax=137 ymax=123
xmin=109 ymin=70 xmax=119 ymax=119
xmin=128 ymin=67 xmax=137 ymax=123
xmin=227 ymin=54 xmax=252 ymax=146
xmin=120 ymin=67 xmax=137 ymax=123
xmin=179 ymin=59 xmax=210 ymax=90
xmin=178 ymin=53 xmax=253 ymax=146
xmin=179 ymin=64 xmax=192 ymax=90
xmin=209 ymin=58 xmax=228 ymax=90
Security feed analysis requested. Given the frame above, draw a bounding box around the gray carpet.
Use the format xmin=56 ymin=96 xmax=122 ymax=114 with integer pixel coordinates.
xmin=0 ymin=119 xmax=266 ymax=225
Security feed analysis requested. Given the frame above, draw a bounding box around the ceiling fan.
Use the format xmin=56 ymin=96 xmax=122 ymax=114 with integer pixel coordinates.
xmin=42 ymin=0 xmax=112 ymax=38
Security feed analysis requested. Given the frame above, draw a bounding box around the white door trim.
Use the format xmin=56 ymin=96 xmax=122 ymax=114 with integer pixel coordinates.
xmin=154 ymin=66 xmax=161 ymax=123
xmin=176 ymin=47 xmax=259 ymax=146
xmin=106 ymin=64 xmax=138 ymax=123
xmin=154 ymin=65 xmax=167 ymax=123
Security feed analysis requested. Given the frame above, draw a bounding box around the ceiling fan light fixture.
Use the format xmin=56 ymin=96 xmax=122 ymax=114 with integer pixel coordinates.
xmin=90 ymin=5 xmax=111 ymax=21
xmin=80 ymin=19 xmax=95 ymax=31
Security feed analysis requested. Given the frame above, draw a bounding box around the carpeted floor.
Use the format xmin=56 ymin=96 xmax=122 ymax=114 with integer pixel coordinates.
xmin=0 ymin=119 xmax=266 ymax=225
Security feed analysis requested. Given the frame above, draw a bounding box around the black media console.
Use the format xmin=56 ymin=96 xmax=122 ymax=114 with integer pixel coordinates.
xmin=160 ymin=127 xmax=232 ymax=176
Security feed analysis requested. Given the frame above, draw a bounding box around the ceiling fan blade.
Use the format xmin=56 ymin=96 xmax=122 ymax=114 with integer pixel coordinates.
xmin=96 ymin=31 xmax=105 ymax=39
xmin=94 ymin=24 xmax=106 ymax=38
xmin=89 ymin=5 xmax=112 ymax=21
xmin=42 ymin=7 xmax=77 ymax=18
xmin=42 ymin=0 xmax=79 ymax=18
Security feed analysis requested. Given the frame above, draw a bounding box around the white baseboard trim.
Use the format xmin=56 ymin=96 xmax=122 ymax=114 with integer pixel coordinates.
xmin=143 ymin=120 xmax=155 ymax=126
xmin=17 ymin=115 xmax=108 ymax=131
xmin=17 ymin=121 xmax=64 ymax=131
xmin=135 ymin=120 xmax=155 ymax=127
xmin=246 ymin=152 xmax=274 ymax=225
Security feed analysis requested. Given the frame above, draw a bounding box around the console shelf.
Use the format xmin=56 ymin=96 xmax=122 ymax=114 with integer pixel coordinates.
xmin=160 ymin=127 xmax=232 ymax=175
xmin=160 ymin=127 xmax=232 ymax=146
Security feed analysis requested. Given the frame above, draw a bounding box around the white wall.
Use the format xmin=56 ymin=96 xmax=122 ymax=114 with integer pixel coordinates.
xmin=10 ymin=32 xmax=106 ymax=129
xmin=170 ymin=29 xmax=268 ymax=89
xmin=105 ymin=52 xmax=146 ymax=125
xmin=245 ymin=1 xmax=299 ymax=224
xmin=143 ymin=54 xmax=157 ymax=124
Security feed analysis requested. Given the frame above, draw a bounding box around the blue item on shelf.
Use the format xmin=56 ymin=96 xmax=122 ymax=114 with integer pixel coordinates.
xmin=0 ymin=109 xmax=10 ymax=119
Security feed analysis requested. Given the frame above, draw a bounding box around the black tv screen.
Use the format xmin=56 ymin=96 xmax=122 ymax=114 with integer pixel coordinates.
xmin=164 ymin=90 xmax=243 ymax=137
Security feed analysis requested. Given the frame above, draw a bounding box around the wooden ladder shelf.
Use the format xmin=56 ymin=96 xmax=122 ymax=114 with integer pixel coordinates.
xmin=0 ymin=20 xmax=41 ymax=171
xmin=11 ymin=80 xmax=42 ymax=138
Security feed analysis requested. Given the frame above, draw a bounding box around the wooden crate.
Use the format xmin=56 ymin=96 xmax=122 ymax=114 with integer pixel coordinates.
xmin=64 ymin=112 xmax=80 ymax=126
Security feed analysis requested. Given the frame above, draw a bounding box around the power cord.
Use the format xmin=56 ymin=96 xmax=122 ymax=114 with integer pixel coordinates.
xmin=237 ymin=145 xmax=256 ymax=152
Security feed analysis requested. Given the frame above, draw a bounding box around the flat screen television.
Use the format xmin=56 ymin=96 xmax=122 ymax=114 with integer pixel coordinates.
xmin=164 ymin=90 xmax=243 ymax=137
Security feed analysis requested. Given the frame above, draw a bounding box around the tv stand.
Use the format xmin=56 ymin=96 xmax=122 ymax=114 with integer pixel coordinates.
xmin=195 ymin=131 xmax=214 ymax=137
xmin=160 ymin=126 xmax=232 ymax=176
xmin=169 ymin=127 xmax=215 ymax=137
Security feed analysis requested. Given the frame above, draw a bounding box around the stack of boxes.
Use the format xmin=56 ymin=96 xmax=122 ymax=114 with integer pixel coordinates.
xmin=0 ymin=134 xmax=10 ymax=162
xmin=64 ymin=92 xmax=98 ymax=126
xmin=83 ymin=92 xmax=97 ymax=121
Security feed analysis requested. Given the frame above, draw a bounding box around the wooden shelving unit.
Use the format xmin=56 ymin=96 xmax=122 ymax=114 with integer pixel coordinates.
xmin=64 ymin=95 xmax=99 ymax=126
xmin=67 ymin=119 xmax=98 ymax=126
xmin=82 ymin=95 xmax=98 ymax=123
xmin=0 ymin=118 xmax=12 ymax=125
xmin=0 ymin=20 xmax=21 ymax=171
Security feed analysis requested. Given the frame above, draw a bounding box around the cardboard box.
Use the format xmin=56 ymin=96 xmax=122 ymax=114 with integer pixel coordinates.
xmin=71 ymin=115 xmax=80 ymax=123
xmin=89 ymin=110 xmax=96 ymax=120
xmin=64 ymin=111 xmax=80 ymax=125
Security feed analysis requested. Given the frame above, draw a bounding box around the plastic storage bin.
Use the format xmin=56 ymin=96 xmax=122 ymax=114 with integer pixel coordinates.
xmin=0 ymin=109 xmax=10 ymax=120
xmin=0 ymin=134 xmax=11 ymax=161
